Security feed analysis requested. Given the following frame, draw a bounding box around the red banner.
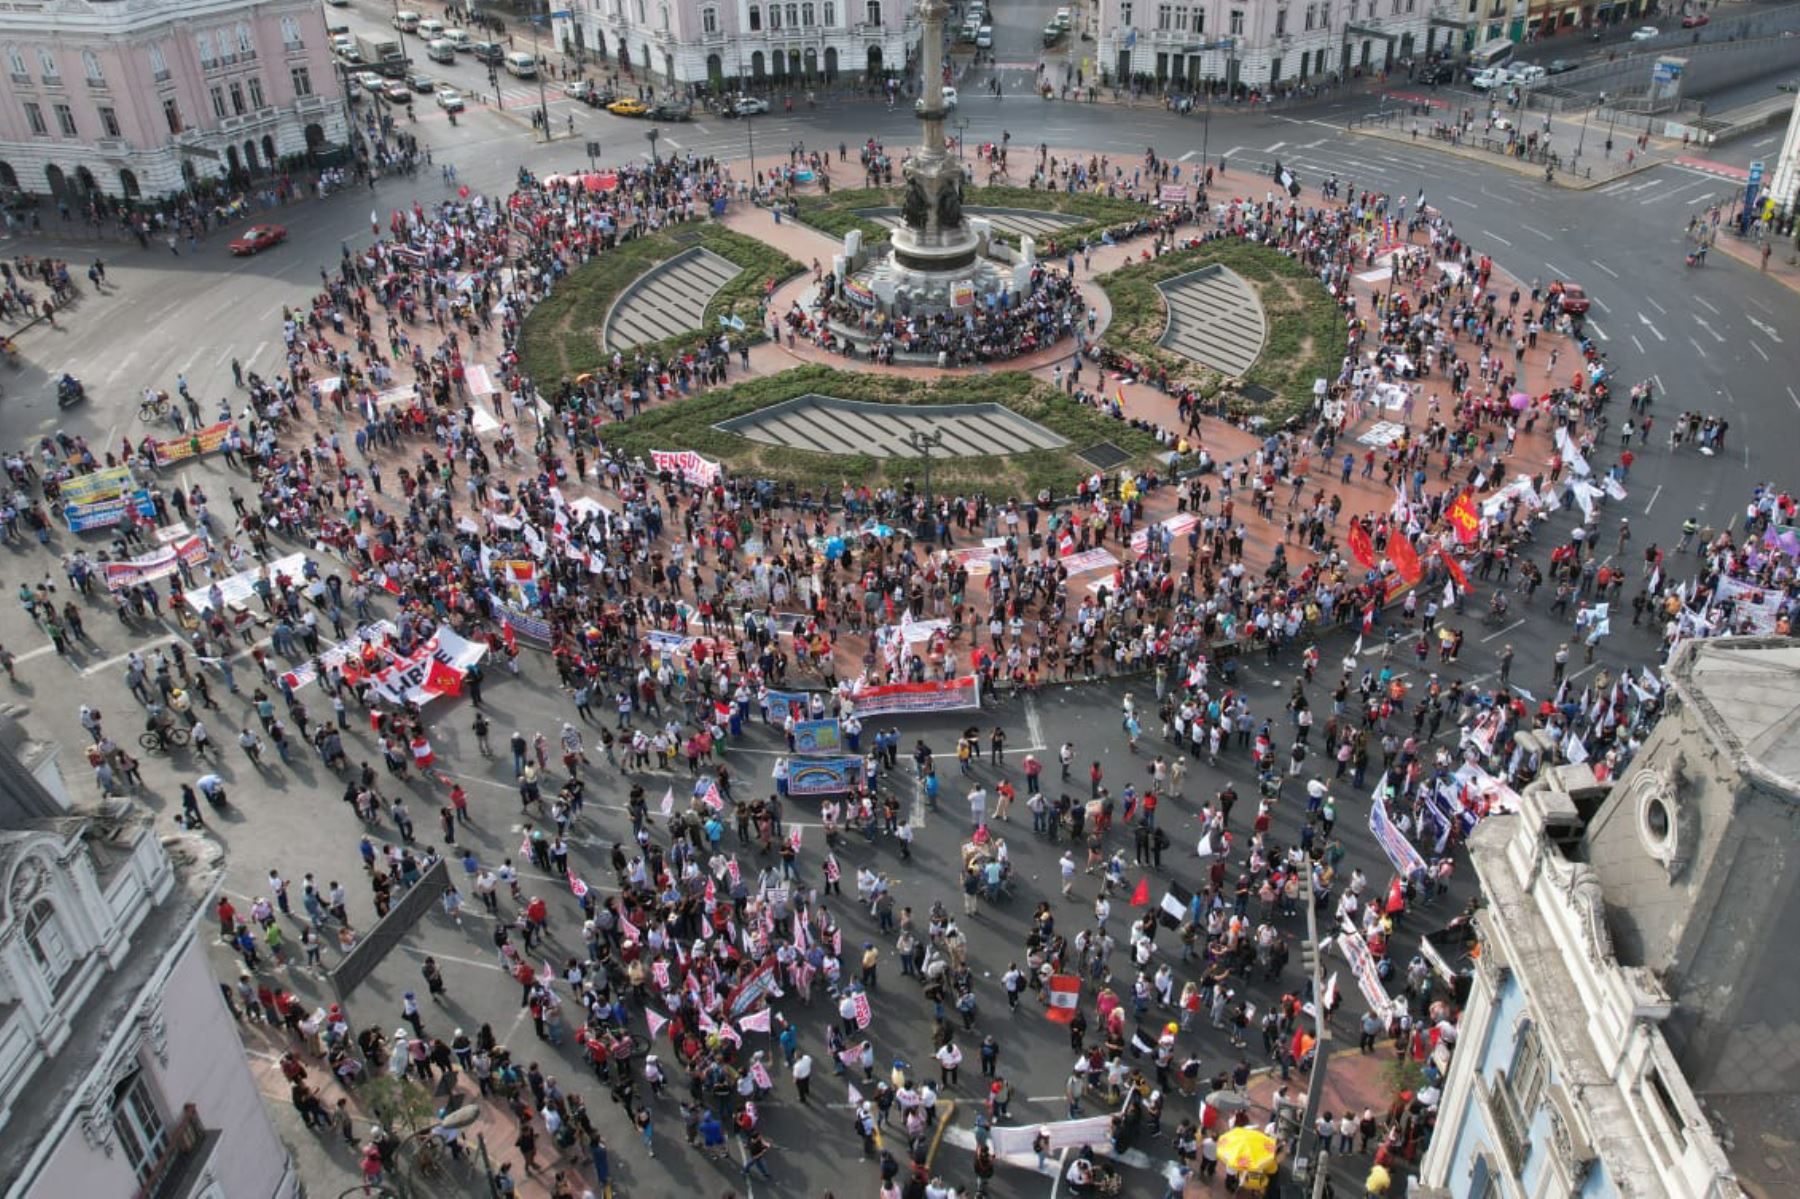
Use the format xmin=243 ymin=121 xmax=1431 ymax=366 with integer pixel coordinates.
xmin=847 ymin=676 xmax=981 ymax=717
xmin=1447 ymin=491 xmax=1480 ymax=544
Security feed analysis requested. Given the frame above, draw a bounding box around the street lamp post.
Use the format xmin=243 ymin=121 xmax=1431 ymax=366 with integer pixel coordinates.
xmin=955 ymin=116 xmax=968 ymax=160
xmin=646 ymin=126 xmax=661 ymax=164
xmin=488 ymin=62 xmax=502 ymax=109
xmin=533 ymin=5 xmax=552 ymax=138
xmin=902 ymin=429 xmax=947 ymax=539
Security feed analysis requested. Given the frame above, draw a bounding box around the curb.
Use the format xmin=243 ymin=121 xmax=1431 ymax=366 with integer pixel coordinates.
xmin=1346 ymin=123 xmax=1673 ymax=191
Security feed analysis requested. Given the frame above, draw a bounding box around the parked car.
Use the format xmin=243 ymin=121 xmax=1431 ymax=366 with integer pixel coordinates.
xmin=1545 ymin=58 xmax=1577 ymax=74
xmin=567 ymin=82 xmax=615 ymax=106
xmin=607 ymin=97 xmax=650 ymax=116
xmin=1630 ymin=25 xmax=1660 ymax=40
xmin=435 ymin=86 xmax=465 ymax=111
xmin=355 ymin=71 xmax=386 ymax=93
xmin=383 ymin=80 xmax=414 ymax=103
xmin=1680 ymin=11 xmax=1708 ymax=27
xmin=331 ymin=33 xmax=356 ymax=56
xmin=649 ymin=102 xmax=693 ymax=121
xmin=729 ymin=96 xmax=770 ymax=115
xmin=229 ymin=224 xmax=287 ymax=255
xmin=1043 ymin=21 xmax=1065 ymax=43
xmin=975 ymin=25 xmax=993 ymax=48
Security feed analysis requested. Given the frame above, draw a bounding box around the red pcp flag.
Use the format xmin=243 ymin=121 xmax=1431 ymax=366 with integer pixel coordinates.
xmin=423 ymin=658 xmax=464 ymax=697
xmin=1347 ymin=521 xmax=1376 ymax=569
xmin=1390 ymin=533 xmax=1423 ymax=585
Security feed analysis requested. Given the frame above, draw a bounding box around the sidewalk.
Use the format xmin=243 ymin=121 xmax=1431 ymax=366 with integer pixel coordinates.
xmin=1350 ymin=105 xmax=1677 ymax=190
xmin=1709 ymin=226 xmax=1800 ymax=297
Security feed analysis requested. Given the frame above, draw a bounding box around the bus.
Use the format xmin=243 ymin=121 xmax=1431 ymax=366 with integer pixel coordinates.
xmin=1468 ymin=36 xmax=1515 ymax=75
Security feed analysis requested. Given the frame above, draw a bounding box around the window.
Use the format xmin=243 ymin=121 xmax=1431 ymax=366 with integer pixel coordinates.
xmin=1194 ymin=9 xmax=1203 ymax=31
xmin=112 ymin=1073 xmax=168 ymax=1184
xmin=1157 ymin=4 xmax=1171 ymax=28
xmin=1175 ymin=6 xmax=1189 ymax=32
xmin=802 ymin=2 xmax=815 ymax=25
xmin=1120 ymin=2 xmax=1132 ymax=26
xmin=290 ymin=65 xmax=312 ymax=96
xmin=148 ymin=44 xmax=169 ymax=80
xmin=197 ymin=34 xmax=214 ymax=67
xmin=748 ymin=4 xmax=761 ymax=29
xmin=23 ymin=101 xmax=46 ymax=135
xmin=210 ymin=86 xmax=227 ymax=118
xmin=660 ymin=3 xmax=670 ymax=29
xmin=865 ymin=0 xmax=881 ymax=25
xmin=237 ymin=23 xmax=255 ymax=57
xmin=1508 ymin=1027 xmax=1547 ymax=1117
xmin=823 ymin=0 xmax=836 ymax=23
xmin=163 ymin=97 xmax=182 ymax=133
xmin=1229 ymin=8 xmax=1244 ymax=34
xmin=6 ymin=45 xmax=26 ymax=80
xmin=100 ymin=105 xmax=120 ymax=136
xmin=635 ymin=0 xmax=646 ymax=22
xmin=25 ymin=899 xmax=71 ymax=981
xmin=248 ymin=75 xmax=265 ymax=108
xmin=37 ymin=47 xmax=59 ymax=81
xmin=281 ymin=16 xmax=304 ymax=49
xmin=1391 ymin=0 xmax=1400 ymax=11
xmin=82 ymin=50 xmax=104 ymax=83
xmin=785 ymin=3 xmax=799 ymax=26
xmin=702 ymin=5 xmax=718 ymax=33
xmin=53 ymin=103 xmax=75 ymax=136
xmin=229 ymin=81 xmax=245 ymax=115
xmin=1276 ymin=7 xmax=1287 ymax=34
xmin=769 ymin=3 xmax=781 ymax=28
xmin=1304 ymin=3 xmax=1315 ymax=29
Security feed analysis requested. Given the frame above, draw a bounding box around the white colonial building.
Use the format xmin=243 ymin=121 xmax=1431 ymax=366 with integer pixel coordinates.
xmin=0 ymin=719 xmax=296 ymax=1199
xmin=552 ymin=0 xmax=917 ymax=91
xmin=1094 ymin=0 xmax=1456 ymax=90
xmin=1417 ymin=638 xmax=1800 ymax=1199
xmin=0 ymin=0 xmax=348 ymax=204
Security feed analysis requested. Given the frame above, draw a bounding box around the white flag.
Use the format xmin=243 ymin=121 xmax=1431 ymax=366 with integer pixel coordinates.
xmin=660 ymin=786 xmax=674 ymax=817
xmin=1196 ymin=831 xmax=1217 ymax=859
xmin=847 ymin=1082 xmax=865 ymax=1106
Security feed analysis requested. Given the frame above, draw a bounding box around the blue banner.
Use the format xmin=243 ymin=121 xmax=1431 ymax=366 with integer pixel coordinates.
xmin=765 ymin=689 xmax=813 ymax=723
xmin=498 ymin=602 xmax=553 ymax=644
xmin=792 ymin=718 xmax=843 ymax=755
xmin=786 ymin=757 xmax=864 ymax=796
xmin=66 ymin=490 xmax=156 ymax=532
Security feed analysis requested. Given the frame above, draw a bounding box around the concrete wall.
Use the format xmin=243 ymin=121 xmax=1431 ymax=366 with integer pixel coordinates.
xmin=1540 ymin=32 xmax=1800 ymax=103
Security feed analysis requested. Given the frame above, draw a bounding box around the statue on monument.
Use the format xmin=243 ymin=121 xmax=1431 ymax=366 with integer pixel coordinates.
xmin=902 ymin=177 xmax=930 ymax=230
xmin=936 ymin=175 xmax=963 ymax=231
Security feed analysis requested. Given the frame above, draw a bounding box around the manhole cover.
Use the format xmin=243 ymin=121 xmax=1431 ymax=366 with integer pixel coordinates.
xmin=667 ymin=229 xmax=705 ymax=245
xmin=1237 ymin=383 xmax=1277 ymax=404
xmin=1077 ymin=442 xmax=1130 ymax=470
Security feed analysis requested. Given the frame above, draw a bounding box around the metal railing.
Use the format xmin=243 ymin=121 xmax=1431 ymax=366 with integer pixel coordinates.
xmin=328 ymin=856 xmax=450 ymax=999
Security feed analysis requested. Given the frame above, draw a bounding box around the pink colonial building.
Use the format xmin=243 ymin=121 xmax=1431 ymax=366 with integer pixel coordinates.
xmin=0 ymin=0 xmax=348 ymax=204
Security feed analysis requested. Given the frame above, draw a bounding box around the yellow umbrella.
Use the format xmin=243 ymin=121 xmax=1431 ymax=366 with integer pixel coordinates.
xmin=1216 ymin=1126 xmax=1279 ymax=1177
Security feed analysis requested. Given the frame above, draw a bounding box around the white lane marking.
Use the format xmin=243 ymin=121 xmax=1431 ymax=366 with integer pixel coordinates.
xmin=1445 ymin=194 xmax=1476 ymax=207
xmin=1644 ymin=484 xmax=1662 ymax=514
xmin=1645 ymin=296 xmax=1667 ymax=315
xmin=1519 ymin=224 xmax=1553 ymax=240
xmin=1747 ymin=314 xmax=1782 ymax=343
xmin=1637 ymin=312 xmax=1665 ymax=341
xmin=1692 ymin=314 xmax=1726 ymax=343
xmin=1264 ymin=141 xmax=1288 ymax=152
xmin=1590 ymin=259 xmax=1619 ymax=278
xmin=1630 ymin=334 xmax=1645 ymax=354
xmin=1689 ymin=335 xmax=1709 ymax=359
xmin=1693 ymin=295 xmax=1719 ymax=314
xmin=1751 ymin=341 xmax=1770 ymax=362
xmin=1480 ymin=229 xmax=1512 ymax=246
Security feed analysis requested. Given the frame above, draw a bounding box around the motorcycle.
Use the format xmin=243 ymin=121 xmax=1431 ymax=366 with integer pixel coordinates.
xmin=56 ymin=374 xmax=85 ymax=408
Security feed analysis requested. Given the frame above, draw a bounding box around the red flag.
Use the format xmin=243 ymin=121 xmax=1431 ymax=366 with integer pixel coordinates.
xmin=1046 ymin=975 xmax=1081 ymax=1023
xmin=1447 ymin=491 xmax=1481 ymax=544
xmin=422 ymin=658 xmax=464 ymax=697
xmin=1290 ymin=1025 xmax=1316 ymax=1063
xmin=1385 ymin=877 xmax=1406 ymax=914
xmin=1442 ymin=551 xmax=1469 ymax=591
xmin=1347 ymin=521 xmax=1376 ymax=569
xmin=1129 ymin=877 xmax=1150 ymax=907
xmin=501 ymin=620 xmax=518 ymax=655
xmin=1390 ymin=533 xmax=1423 ymax=585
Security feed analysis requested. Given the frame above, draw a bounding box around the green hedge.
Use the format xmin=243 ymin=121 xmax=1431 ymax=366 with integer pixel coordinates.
xmin=791 ymin=184 xmax=1149 ymax=250
xmin=1097 ymin=240 xmax=1344 ymax=424
xmin=516 ymin=224 xmax=804 ymax=386
xmin=594 ymin=364 xmax=1163 ymax=500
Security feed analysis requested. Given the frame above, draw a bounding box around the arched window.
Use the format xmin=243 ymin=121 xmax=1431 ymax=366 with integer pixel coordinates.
xmin=36 ymin=47 xmax=59 ymax=79
xmin=802 ymin=2 xmax=815 ymax=25
xmin=6 ymin=46 xmax=27 ymax=78
xmin=81 ymin=50 xmax=103 ymax=82
xmin=660 ymin=3 xmax=670 ymax=31
xmin=281 ymin=16 xmax=303 ymax=49
xmin=785 ymin=3 xmax=798 ymax=26
xmin=769 ymin=3 xmax=780 ymax=28
xmin=196 ymin=34 xmax=213 ymax=66
xmin=147 ymin=44 xmax=168 ymax=79
xmin=635 ymin=0 xmax=646 ymax=23
xmin=824 ymin=0 xmax=836 ymax=24
xmin=748 ymin=4 xmax=761 ymax=29
xmin=237 ymin=24 xmax=254 ymax=54
xmin=702 ymin=5 xmax=718 ymax=33
xmin=25 ymin=899 xmax=72 ymax=989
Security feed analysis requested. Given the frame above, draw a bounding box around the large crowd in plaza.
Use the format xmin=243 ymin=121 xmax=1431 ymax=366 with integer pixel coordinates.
xmin=5 ymin=118 xmax=1731 ymax=1199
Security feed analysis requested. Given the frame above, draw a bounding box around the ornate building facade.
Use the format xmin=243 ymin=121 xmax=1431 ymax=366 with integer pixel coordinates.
xmin=0 ymin=720 xmax=295 ymax=1199
xmin=1418 ymin=638 xmax=1800 ymax=1198
xmin=0 ymin=0 xmax=348 ymax=203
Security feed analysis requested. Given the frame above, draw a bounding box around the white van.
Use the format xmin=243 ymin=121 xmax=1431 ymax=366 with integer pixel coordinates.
xmin=417 ymin=17 xmax=445 ymax=38
xmin=503 ymin=51 xmax=537 ymax=77
xmin=444 ymin=28 xmax=473 ymax=50
xmin=392 ymin=9 xmax=420 ymax=31
xmin=426 ymin=38 xmax=457 ymax=63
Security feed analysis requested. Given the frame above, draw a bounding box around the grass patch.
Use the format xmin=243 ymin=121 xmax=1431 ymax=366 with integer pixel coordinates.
xmin=791 ymin=185 xmax=1150 ymax=251
xmin=1097 ymin=240 xmax=1345 ymax=425
xmin=516 ymin=224 xmax=803 ymax=386
xmin=595 ymin=364 xmax=1164 ymax=501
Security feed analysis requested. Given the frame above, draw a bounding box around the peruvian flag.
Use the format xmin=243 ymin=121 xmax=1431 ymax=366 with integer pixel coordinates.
xmin=660 ymin=786 xmax=675 ymax=817
xmin=1046 ymin=974 xmax=1081 ymax=1023
xmin=645 ymin=1008 xmax=669 ymax=1040
xmin=501 ymin=620 xmax=518 ymax=655
xmin=1385 ymin=877 xmax=1407 ymax=915
xmin=567 ymin=871 xmax=589 ymax=899
xmin=852 ymin=991 xmax=873 ymax=1029
xmin=788 ymin=827 xmax=803 ymax=852
xmin=718 ymin=1022 xmax=742 ymax=1047
xmin=739 ymin=1008 xmax=773 ymax=1034
xmin=422 ymin=657 xmax=464 ymax=697
xmin=410 ymin=736 xmax=435 ymax=767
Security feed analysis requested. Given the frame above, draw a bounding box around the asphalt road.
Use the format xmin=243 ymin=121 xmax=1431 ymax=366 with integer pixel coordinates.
xmin=0 ymin=1 xmax=1793 ymax=1191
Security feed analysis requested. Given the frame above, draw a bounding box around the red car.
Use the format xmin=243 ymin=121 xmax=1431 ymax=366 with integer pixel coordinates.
xmin=1681 ymin=11 xmax=1708 ymax=26
xmin=229 ymin=224 xmax=287 ymax=255
xmin=1553 ymin=282 xmax=1591 ymax=315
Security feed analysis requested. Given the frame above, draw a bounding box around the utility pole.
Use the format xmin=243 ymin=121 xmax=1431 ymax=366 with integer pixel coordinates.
xmin=1291 ymin=861 xmax=1334 ymax=1197
xmin=533 ymin=4 xmax=552 ymax=139
xmin=646 ymin=126 xmax=661 ymax=164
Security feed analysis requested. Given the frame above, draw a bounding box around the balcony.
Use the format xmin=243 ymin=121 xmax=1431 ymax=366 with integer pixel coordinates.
xmin=86 ymin=76 xmax=108 ymax=88
xmin=132 ymin=1104 xmax=221 ymax=1199
xmin=94 ymin=137 xmax=129 ymax=156
xmin=1479 ymin=1073 xmax=1531 ymax=1174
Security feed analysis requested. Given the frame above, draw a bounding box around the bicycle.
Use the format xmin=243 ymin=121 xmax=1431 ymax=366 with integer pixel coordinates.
xmin=138 ymin=726 xmax=191 ymax=752
xmin=137 ymin=394 xmax=172 ymax=423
